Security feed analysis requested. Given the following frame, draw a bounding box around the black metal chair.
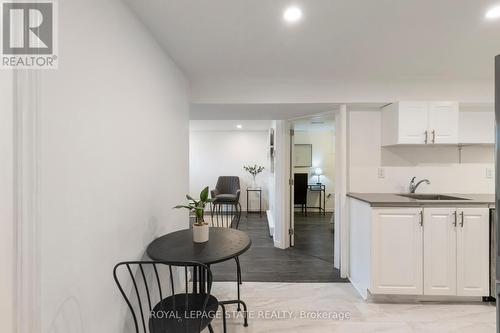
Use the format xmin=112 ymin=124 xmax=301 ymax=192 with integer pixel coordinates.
xmin=294 ymin=173 xmax=309 ymax=215
xmin=113 ymin=261 xmax=225 ymax=333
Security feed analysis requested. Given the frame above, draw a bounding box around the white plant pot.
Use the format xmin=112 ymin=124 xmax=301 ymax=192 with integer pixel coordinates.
xmin=193 ymin=223 xmax=209 ymax=243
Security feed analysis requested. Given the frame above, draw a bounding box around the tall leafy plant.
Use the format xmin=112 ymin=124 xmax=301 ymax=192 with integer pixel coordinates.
xmin=174 ymin=186 xmax=211 ymax=226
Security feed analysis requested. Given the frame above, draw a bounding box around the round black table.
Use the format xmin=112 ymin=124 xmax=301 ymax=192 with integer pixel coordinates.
xmin=146 ymin=227 xmax=251 ymax=331
xmin=147 ymin=227 xmax=251 ymax=264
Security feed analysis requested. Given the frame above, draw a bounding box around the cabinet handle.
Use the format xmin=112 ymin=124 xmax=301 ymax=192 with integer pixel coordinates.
xmin=424 ymin=130 xmax=428 ymax=144
xmin=419 ymin=211 xmax=424 ymax=227
xmin=432 ymin=130 xmax=436 ymax=144
xmin=460 ymin=211 xmax=464 ymax=228
xmin=453 ymin=211 xmax=457 ymax=227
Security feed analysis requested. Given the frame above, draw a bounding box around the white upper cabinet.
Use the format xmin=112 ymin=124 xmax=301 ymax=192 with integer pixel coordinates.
xmin=428 ymin=102 xmax=459 ymax=144
xmin=394 ymin=101 xmax=429 ymax=144
xmin=381 ymin=101 xmax=459 ymax=146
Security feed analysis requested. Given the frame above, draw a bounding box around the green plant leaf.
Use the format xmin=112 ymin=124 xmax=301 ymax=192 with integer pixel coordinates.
xmin=173 ymin=205 xmax=192 ymax=209
xmin=186 ymin=194 xmax=195 ymax=201
xmin=200 ymin=186 xmax=209 ymax=201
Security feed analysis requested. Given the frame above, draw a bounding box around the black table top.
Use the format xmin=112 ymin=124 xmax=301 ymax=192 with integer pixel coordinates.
xmin=146 ymin=227 xmax=251 ymax=265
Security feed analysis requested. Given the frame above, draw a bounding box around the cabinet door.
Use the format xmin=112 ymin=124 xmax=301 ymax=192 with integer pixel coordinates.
xmin=397 ymin=101 xmax=429 ymax=144
xmin=456 ymin=208 xmax=489 ymax=296
xmin=423 ymin=208 xmax=457 ymax=295
xmin=371 ymin=208 xmax=423 ymax=295
xmin=428 ymin=102 xmax=459 ymax=144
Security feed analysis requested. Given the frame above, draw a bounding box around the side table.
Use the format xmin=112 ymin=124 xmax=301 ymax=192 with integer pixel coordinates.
xmin=246 ymin=187 xmax=262 ymax=217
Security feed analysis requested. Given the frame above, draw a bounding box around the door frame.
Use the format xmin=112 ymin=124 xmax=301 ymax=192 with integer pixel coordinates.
xmin=282 ymin=106 xmax=348 ymax=277
xmin=289 ymin=125 xmax=295 ymax=247
xmin=335 ymin=105 xmax=348 ymax=277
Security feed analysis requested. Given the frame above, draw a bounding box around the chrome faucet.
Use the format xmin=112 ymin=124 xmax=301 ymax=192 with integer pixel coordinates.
xmin=409 ymin=177 xmax=430 ymax=193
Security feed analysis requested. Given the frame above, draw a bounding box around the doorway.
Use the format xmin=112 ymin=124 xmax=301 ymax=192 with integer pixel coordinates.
xmin=189 ymin=117 xmax=346 ymax=282
xmin=289 ymin=114 xmax=336 ymax=266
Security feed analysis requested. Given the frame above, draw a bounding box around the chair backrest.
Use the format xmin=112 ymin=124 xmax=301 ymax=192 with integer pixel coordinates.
xmin=215 ymin=176 xmax=240 ymax=195
xmin=208 ymin=202 xmax=241 ymax=229
xmin=113 ymin=261 xmax=213 ymax=333
xmin=294 ymin=173 xmax=308 ymax=205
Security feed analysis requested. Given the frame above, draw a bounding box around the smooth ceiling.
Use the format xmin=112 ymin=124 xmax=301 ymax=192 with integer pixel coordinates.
xmin=126 ymin=0 xmax=500 ymax=84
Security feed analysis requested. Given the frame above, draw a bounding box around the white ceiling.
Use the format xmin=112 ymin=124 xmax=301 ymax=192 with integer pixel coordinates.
xmin=294 ymin=114 xmax=335 ymax=132
xmin=190 ymin=120 xmax=272 ymax=132
xmin=127 ymin=0 xmax=500 ymax=85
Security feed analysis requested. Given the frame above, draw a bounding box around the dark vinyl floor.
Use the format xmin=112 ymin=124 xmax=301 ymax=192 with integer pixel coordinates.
xmin=211 ymin=212 xmax=348 ymax=283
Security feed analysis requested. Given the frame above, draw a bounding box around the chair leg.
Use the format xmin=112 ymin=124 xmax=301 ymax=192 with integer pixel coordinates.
xmin=208 ymin=323 xmax=214 ymax=333
xmin=235 ymin=202 xmax=242 ymax=229
xmin=219 ymin=303 xmax=227 ymax=333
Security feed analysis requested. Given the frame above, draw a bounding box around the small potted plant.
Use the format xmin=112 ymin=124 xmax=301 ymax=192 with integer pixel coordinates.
xmin=244 ymin=164 xmax=265 ymax=188
xmin=174 ymin=186 xmax=211 ymax=243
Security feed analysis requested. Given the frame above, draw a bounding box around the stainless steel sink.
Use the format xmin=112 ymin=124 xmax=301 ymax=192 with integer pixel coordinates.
xmin=398 ymin=194 xmax=470 ymax=201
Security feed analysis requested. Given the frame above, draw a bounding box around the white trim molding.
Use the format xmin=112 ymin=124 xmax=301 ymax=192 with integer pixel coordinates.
xmin=14 ymin=70 xmax=41 ymax=333
xmin=334 ymin=104 xmax=348 ymax=278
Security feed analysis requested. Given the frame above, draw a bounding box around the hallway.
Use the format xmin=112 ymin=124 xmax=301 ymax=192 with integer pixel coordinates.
xmin=211 ymin=213 xmax=346 ymax=283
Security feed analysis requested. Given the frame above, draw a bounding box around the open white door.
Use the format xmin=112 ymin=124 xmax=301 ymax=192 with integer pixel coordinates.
xmin=289 ymin=125 xmax=295 ymax=246
xmin=334 ymin=105 xmax=348 ymax=278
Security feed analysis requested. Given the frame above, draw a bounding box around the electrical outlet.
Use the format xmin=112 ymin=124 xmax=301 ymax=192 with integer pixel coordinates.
xmin=377 ymin=167 xmax=386 ymax=179
xmin=486 ymin=168 xmax=494 ymax=179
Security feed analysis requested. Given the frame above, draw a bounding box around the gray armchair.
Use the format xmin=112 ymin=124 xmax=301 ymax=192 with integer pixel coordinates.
xmin=211 ymin=176 xmax=241 ymax=203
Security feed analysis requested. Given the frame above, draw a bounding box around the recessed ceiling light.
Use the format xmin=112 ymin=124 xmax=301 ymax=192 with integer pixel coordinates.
xmin=486 ymin=6 xmax=500 ymax=19
xmin=236 ymin=124 xmax=243 ymax=129
xmin=283 ymin=6 xmax=302 ymax=23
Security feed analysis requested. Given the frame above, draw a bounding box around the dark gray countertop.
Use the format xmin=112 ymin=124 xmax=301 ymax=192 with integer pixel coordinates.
xmin=348 ymin=193 xmax=495 ymax=208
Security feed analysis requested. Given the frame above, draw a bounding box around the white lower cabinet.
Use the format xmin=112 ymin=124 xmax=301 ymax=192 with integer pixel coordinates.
xmin=423 ymin=208 xmax=457 ymax=296
xmin=370 ymin=207 xmax=489 ymax=297
xmin=456 ymin=208 xmax=490 ymax=296
xmin=371 ymin=208 xmax=423 ymax=295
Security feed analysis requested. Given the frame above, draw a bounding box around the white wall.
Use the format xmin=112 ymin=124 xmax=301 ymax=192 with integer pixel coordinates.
xmin=294 ymin=130 xmax=335 ymax=211
xmin=0 ymin=71 xmax=14 ymax=333
xmin=189 ymin=130 xmax=270 ymax=211
xmin=348 ymin=111 xmax=494 ymax=194
xmin=39 ymin=1 xmax=189 ymax=332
